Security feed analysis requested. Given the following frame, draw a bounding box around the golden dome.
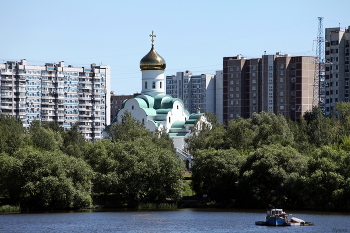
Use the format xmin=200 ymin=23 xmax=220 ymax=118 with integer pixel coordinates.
xmin=140 ymin=46 xmax=166 ymax=70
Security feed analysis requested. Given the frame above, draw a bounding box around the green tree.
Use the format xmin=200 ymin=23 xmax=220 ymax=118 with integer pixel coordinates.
xmin=185 ymin=112 xmax=226 ymax=154
xmin=191 ymin=148 xmax=245 ymax=204
xmin=304 ymin=107 xmax=341 ymax=147
xmin=0 ymin=115 xmax=27 ymax=155
xmin=0 ymin=147 xmax=93 ymax=209
xmin=107 ymin=111 xmax=153 ymax=142
xmin=305 ymin=146 xmax=349 ymax=210
xmin=61 ymin=122 xmax=86 ymax=158
xmin=250 ymin=112 xmax=294 ymax=148
xmin=29 ymin=121 xmax=63 ymax=151
xmin=237 ymin=144 xmax=308 ymax=208
xmin=225 ymin=117 xmax=255 ymax=151
xmin=86 ymin=139 xmax=184 ymax=205
xmin=89 ymin=113 xmax=184 ymax=205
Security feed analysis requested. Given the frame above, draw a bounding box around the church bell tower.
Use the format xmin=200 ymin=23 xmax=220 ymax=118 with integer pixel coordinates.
xmin=139 ymin=31 xmax=166 ymax=97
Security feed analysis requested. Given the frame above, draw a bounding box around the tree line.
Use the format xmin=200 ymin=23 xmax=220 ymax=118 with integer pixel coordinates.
xmin=1 ymin=102 xmax=350 ymax=211
xmin=186 ymin=102 xmax=350 ymax=211
xmin=0 ymin=112 xmax=183 ymax=210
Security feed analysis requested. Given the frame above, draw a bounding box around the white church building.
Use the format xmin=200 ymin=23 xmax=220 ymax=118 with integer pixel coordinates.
xmin=109 ymin=31 xmax=205 ymax=162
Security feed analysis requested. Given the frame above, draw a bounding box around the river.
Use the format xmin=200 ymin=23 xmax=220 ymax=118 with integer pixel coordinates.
xmin=0 ymin=208 xmax=349 ymax=232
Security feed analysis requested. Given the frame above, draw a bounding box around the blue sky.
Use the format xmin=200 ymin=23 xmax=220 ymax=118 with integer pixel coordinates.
xmin=1 ymin=0 xmax=349 ymax=94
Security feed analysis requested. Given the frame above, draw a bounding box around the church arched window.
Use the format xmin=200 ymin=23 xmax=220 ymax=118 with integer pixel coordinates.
xmin=152 ymin=81 xmax=155 ymax=89
xmin=145 ymin=81 xmax=148 ymax=89
xmin=160 ymin=81 xmax=162 ymax=88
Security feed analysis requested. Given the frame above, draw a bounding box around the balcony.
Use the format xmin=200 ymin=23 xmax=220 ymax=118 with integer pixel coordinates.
xmin=1 ymin=70 xmax=14 ymax=75
xmin=0 ymin=103 xmax=13 ymax=109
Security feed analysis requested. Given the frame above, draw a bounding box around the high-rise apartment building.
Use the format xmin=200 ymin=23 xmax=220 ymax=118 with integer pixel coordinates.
xmin=222 ymin=53 xmax=315 ymax=124
xmin=325 ymin=26 xmax=350 ymax=113
xmin=0 ymin=59 xmax=110 ymax=141
xmin=166 ymin=71 xmax=216 ymax=114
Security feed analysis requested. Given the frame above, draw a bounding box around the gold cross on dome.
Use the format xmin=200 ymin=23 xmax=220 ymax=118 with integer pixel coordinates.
xmin=149 ymin=30 xmax=156 ymax=46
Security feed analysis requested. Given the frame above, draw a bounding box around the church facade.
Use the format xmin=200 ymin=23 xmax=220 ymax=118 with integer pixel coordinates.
xmin=109 ymin=31 xmax=205 ymax=160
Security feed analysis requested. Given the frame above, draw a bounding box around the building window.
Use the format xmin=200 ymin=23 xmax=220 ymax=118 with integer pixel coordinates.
xmin=236 ymin=80 xmax=239 ymax=84
xmin=152 ymin=81 xmax=155 ymax=89
xmin=160 ymin=82 xmax=162 ymax=88
xmin=280 ymin=92 xmax=284 ymax=96
xmin=252 ymin=79 xmax=256 ymax=84
xmin=236 ymin=87 xmax=239 ymax=91
xmin=236 ymin=94 xmax=239 ymax=97
xmin=230 ymin=81 xmax=234 ymax=85
xmin=168 ymin=117 xmax=171 ymax=123
xmin=145 ymin=81 xmax=148 ymax=89
xmin=252 ymin=86 xmax=256 ymax=91
xmin=280 ymin=106 xmax=284 ymax=110
xmin=229 ymin=67 xmax=234 ymax=71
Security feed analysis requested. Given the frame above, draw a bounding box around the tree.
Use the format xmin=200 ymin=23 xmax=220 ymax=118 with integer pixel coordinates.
xmin=250 ymin=112 xmax=294 ymax=148
xmin=61 ymin=122 xmax=86 ymax=158
xmin=0 ymin=115 xmax=27 ymax=155
xmin=225 ymin=117 xmax=255 ymax=151
xmin=304 ymin=107 xmax=341 ymax=147
xmin=86 ymin=138 xmax=184 ymax=205
xmin=305 ymin=146 xmax=349 ymax=210
xmin=191 ymin=148 xmax=245 ymax=204
xmin=0 ymin=147 xmax=93 ymax=209
xmin=88 ymin=113 xmax=184 ymax=205
xmin=237 ymin=144 xmax=308 ymax=208
xmin=106 ymin=111 xmax=153 ymax=142
xmin=185 ymin=112 xmax=226 ymax=154
xmin=28 ymin=121 xmax=63 ymax=151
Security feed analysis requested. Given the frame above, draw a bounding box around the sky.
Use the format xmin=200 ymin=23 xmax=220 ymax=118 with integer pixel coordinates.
xmin=1 ymin=0 xmax=349 ymax=95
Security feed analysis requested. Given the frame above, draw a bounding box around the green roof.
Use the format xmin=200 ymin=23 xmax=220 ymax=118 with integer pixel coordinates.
xmin=170 ymin=121 xmax=186 ymax=129
xmin=134 ymin=98 xmax=148 ymax=109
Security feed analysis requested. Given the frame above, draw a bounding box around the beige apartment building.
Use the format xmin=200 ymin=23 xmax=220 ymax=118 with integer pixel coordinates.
xmin=222 ymin=53 xmax=316 ymax=124
xmin=325 ymin=26 xmax=350 ymax=114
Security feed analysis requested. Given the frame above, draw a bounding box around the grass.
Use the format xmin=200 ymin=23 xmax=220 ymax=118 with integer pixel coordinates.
xmin=0 ymin=205 xmax=20 ymax=213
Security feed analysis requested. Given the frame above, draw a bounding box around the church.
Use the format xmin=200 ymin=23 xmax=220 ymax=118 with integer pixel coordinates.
xmin=109 ymin=31 xmax=206 ymax=161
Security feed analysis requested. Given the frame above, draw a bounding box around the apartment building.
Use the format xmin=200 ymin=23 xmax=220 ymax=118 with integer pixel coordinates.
xmin=325 ymin=26 xmax=350 ymax=113
xmin=0 ymin=59 xmax=110 ymax=141
xmin=166 ymin=71 xmax=216 ymax=114
xmin=222 ymin=53 xmax=315 ymax=124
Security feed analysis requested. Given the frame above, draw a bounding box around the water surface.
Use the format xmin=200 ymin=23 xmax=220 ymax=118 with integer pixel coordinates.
xmin=0 ymin=208 xmax=349 ymax=232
